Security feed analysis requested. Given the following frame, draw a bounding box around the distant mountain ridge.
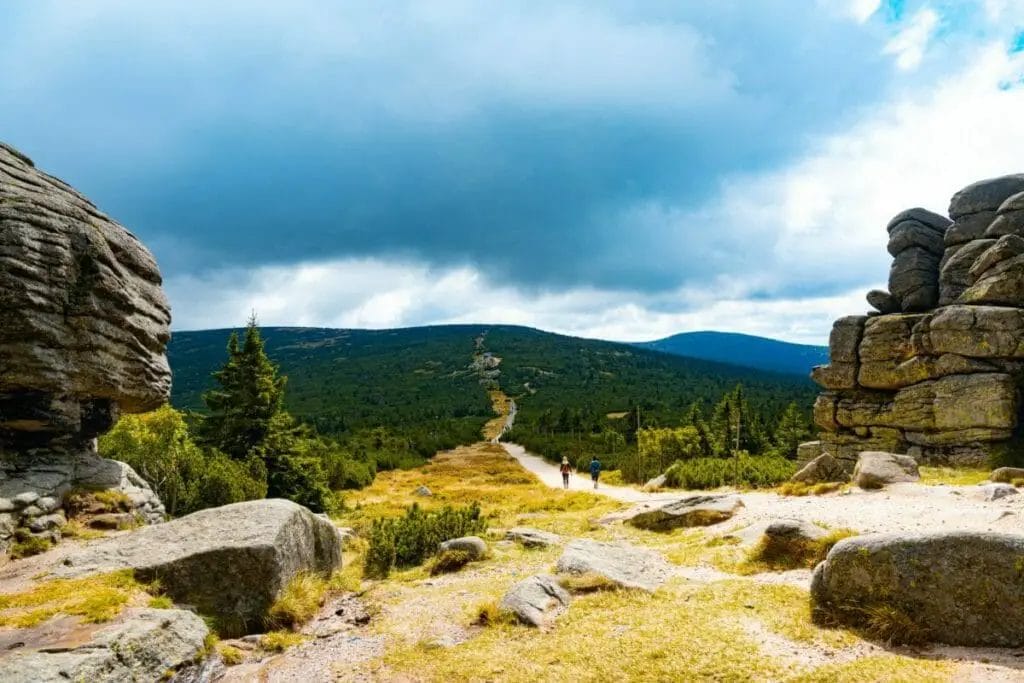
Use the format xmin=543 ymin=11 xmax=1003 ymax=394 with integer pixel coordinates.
xmin=636 ymin=331 xmax=827 ymax=377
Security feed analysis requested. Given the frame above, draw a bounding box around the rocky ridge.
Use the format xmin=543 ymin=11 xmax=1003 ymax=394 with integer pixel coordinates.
xmin=0 ymin=142 xmax=171 ymax=551
xmin=808 ymin=174 xmax=1024 ymax=468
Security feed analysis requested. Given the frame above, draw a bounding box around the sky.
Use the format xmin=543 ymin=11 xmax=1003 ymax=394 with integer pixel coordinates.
xmin=4 ymin=0 xmax=1024 ymax=344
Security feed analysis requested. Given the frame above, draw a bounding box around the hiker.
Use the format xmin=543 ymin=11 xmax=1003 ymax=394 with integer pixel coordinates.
xmin=589 ymin=456 xmax=601 ymax=490
xmin=559 ymin=457 xmax=572 ymax=489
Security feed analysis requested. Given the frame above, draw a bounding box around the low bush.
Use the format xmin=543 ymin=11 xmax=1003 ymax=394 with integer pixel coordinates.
xmin=472 ymin=600 xmax=517 ymax=627
xmin=364 ymin=502 xmax=486 ymax=578
xmin=429 ymin=549 xmax=472 ymax=575
xmin=664 ymin=454 xmax=798 ymax=490
xmin=266 ymin=572 xmax=328 ymax=629
xmin=9 ymin=529 xmax=53 ymax=559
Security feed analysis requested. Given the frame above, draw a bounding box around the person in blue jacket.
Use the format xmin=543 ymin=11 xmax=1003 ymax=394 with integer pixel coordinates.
xmin=589 ymin=456 xmax=601 ymax=490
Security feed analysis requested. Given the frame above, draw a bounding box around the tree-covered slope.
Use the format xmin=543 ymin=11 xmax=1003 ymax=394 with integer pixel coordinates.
xmin=169 ymin=324 xmax=816 ymax=459
xmin=636 ymin=331 xmax=828 ymax=377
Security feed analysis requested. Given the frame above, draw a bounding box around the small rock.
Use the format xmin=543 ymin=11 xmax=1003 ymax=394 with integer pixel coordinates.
xmin=499 ymin=574 xmax=570 ymax=628
xmin=0 ymin=498 xmax=14 ymax=513
xmin=622 ymin=495 xmax=744 ymax=531
xmin=853 ymin=451 xmax=920 ymax=489
xmin=413 ymin=486 xmax=432 ymax=497
xmin=35 ymin=496 xmax=59 ymax=513
xmin=643 ymin=474 xmax=668 ymax=490
xmin=438 ymin=536 xmax=487 ymax=560
xmin=505 ymin=527 xmax=561 ymax=548
xmin=27 ymin=512 xmax=66 ymax=533
xmin=12 ymin=492 xmax=40 ymax=507
xmin=975 ymin=483 xmax=1019 ymax=502
xmin=88 ymin=512 xmax=137 ymax=530
xmin=991 ymin=467 xmax=1024 ymax=484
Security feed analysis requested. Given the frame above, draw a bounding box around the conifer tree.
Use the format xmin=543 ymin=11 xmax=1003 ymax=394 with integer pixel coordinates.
xmin=198 ymin=315 xmax=286 ymax=459
xmin=772 ymin=402 xmax=809 ymax=458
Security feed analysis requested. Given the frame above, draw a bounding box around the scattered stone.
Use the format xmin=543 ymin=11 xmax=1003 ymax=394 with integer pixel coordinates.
xmin=413 ymin=485 xmax=432 ymax=497
xmin=811 ymin=531 xmax=1024 ymax=646
xmin=556 ymin=539 xmax=674 ymax=592
xmin=53 ymin=499 xmax=343 ymax=634
xmin=438 ymin=536 xmax=487 ymax=560
xmin=0 ymin=608 xmax=209 ymax=683
xmin=505 ymin=527 xmax=561 ymax=548
xmin=87 ymin=512 xmax=136 ymax=530
xmin=643 ymin=473 xmax=668 ymax=490
xmin=621 ymin=495 xmax=744 ymax=531
xmin=790 ymin=453 xmax=848 ymax=484
xmin=500 ymin=574 xmax=571 ymax=628
xmin=852 ymin=452 xmax=920 ymax=489
xmin=991 ymin=467 xmax=1024 ymax=483
xmin=975 ymin=483 xmax=1019 ymax=502
xmin=866 ymin=289 xmax=900 ymax=314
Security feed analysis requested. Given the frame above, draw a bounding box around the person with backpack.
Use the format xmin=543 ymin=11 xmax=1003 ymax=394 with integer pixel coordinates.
xmin=559 ymin=457 xmax=572 ymax=489
xmin=589 ymin=456 xmax=602 ymax=489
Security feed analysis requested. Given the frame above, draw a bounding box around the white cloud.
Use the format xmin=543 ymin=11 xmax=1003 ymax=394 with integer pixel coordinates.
xmin=846 ymin=0 xmax=882 ymax=23
xmin=883 ymin=7 xmax=939 ymax=70
xmin=165 ymin=257 xmax=871 ymax=345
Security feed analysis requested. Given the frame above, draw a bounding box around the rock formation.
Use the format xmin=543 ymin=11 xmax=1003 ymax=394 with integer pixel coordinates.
xmin=808 ymin=174 xmax=1024 ymax=468
xmin=0 ymin=142 xmax=171 ymax=551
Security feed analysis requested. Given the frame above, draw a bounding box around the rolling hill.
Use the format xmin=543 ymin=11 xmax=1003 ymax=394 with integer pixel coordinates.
xmin=168 ymin=324 xmax=817 ymax=459
xmin=636 ymin=331 xmax=828 ymax=377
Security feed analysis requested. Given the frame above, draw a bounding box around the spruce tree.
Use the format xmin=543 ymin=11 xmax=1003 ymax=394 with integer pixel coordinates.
xmin=772 ymin=402 xmax=809 ymax=458
xmin=198 ymin=315 xmax=286 ymax=459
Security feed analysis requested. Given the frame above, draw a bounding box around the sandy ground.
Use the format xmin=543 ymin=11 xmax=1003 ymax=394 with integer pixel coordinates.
xmin=502 ymin=441 xmax=1024 ymax=536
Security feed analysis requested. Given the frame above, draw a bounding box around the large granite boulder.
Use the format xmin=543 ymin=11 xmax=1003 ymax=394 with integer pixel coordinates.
xmin=505 ymin=527 xmax=562 ymax=548
xmin=812 ymin=174 xmax=1024 ymax=469
xmin=790 ymin=452 xmax=848 ymax=484
xmin=0 ymin=142 xmax=172 ymax=551
xmin=53 ymin=499 xmax=342 ymax=634
xmin=991 ymin=466 xmax=1024 ymax=483
xmin=555 ymin=539 xmax=673 ymax=592
xmin=0 ymin=607 xmax=212 ymax=683
xmin=499 ymin=574 xmax=571 ymax=628
xmin=811 ymin=532 xmax=1024 ymax=646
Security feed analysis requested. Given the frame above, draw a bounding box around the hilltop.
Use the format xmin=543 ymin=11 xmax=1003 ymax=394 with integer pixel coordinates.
xmin=637 ymin=331 xmax=828 ymax=377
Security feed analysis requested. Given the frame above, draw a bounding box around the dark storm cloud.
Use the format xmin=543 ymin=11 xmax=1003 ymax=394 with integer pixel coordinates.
xmin=1 ymin=1 xmax=900 ymax=295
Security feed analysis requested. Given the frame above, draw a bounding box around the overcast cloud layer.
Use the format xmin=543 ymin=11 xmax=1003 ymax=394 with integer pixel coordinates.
xmin=4 ymin=1 xmax=1024 ymax=343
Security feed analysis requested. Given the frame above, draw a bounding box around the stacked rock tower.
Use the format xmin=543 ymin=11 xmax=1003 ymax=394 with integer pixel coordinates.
xmin=0 ymin=142 xmax=170 ymax=550
xmin=809 ymin=174 xmax=1024 ymax=468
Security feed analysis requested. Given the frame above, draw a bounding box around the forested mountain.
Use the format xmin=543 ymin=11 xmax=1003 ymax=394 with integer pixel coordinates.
xmin=637 ymin=331 xmax=828 ymax=377
xmin=169 ymin=325 xmax=817 ymax=467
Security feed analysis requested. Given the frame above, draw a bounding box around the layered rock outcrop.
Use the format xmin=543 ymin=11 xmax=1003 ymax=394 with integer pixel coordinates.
xmin=0 ymin=142 xmax=171 ymax=550
xmin=809 ymin=175 xmax=1024 ymax=467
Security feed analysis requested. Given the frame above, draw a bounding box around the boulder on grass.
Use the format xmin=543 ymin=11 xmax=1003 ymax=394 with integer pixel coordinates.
xmin=622 ymin=495 xmax=744 ymax=531
xmin=852 ymin=452 xmax=920 ymax=489
xmin=439 ymin=536 xmax=487 ymax=560
xmin=505 ymin=527 xmax=561 ymax=548
xmin=499 ymin=574 xmax=570 ymax=628
xmin=991 ymin=466 xmax=1024 ymax=484
xmin=53 ymin=499 xmax=342 ymax=634
xmin=811 ymin=532 xmax=1024 ymax=646
xmin=0 ymin=608 xmax=210 ymax=683
xmin=556 ymin=539 xmax=673 ymax=592
xmin=790 ymin=453 xmax=848 ymax=484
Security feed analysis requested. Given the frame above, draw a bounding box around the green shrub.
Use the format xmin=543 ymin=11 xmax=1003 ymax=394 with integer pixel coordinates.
xmin=429 ymin=549 xmax=472 ymax=575
xmin=663 ymin=454 xmax=797 ymax=490
xmin=364 ymin=503 xmax=486 ymax=578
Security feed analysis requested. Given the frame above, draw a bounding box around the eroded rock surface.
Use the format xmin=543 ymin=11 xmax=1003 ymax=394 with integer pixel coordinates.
xmin=808 ymin=174 xmax=1024 ymax=469
xmin=555 ymin=539 xmax=673 ymax=592
xmin=811 ymin=531 xmax=1024 ymax=646
xmin=53 ymin=499 xmax=342 ymax=634
xmin=621 ymin=494 xmax=743 ymax=531
xmin=500 ymin=574 xmax=570 ymax=628
xmin=0 ymin=142 xmax=172 ymax=550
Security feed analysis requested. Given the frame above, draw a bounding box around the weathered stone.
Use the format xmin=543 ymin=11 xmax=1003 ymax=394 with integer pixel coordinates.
xmin=813 ymin=393 xmax=839 ymax=431
xmin=621 ymin=495 xmax=744 ymax=531
xmin=939 ymin=238 xmax=996 ymax=304
xmin=919 ymin=305 xmax=1024 ymax=358
xmin=887 ymin=220 xmax=945 ymax=256
xmin=811 ymin=362 xmax=857 ymax=390
xmin=505 ymin=527 xmax=562 ymax=548
xmin=643 ymin=473 xmax=668 ymax=490
xmin=795 ymin=440 xmax=823 ymax=464
xmin=886 ymin=207 xmax=952 ymax=233
xmin=27 ymin=511 xmax=65 ymax=533
xmin=960 ymin=253 xmax=1024 ymax=306
xmin=556 ymin=539 xmax=673 ymax=592
xmin=890 ymin=373 xmax=1017 ymax=433
xmin=949 ymin=174 xmax=1024 ymax=218
xmin=811 ymin=531 xmax=1024 ymax=646
xmin=0 ymin=608 xmax=209 ymax=683
xmin=500 ymin=574 xmax=570 ymax=628
xmin=439 ymin=535 xmax=487 ymax=560
xmin=53 ymin=499 xmax=343 ymax=634
xmin=974 ymin=483 xmax=1018 ymax=501
xmin=985 ymin=192 xmax=1024 ymax=238
xmin=0 ymin=141 xmax=171 ymax=553
xmin=852 ymin=451 xmax=920 ymax=488
xmin=889 ymin=247 xmax=940 ymax=311
xmin=790 ymin=453 xmax=848 ymax=484
xmin=866 ymin=289 xmax=900 ymax=314
xmin=413 ymin=485 xmax=432 ymax=497
xmin=991 ymin=467 xmax=1024 ymax=483
xmin=944 ymin=211 xmax=997 ymax=246
xmin=828 ymin=316 xmax=866 ymax=364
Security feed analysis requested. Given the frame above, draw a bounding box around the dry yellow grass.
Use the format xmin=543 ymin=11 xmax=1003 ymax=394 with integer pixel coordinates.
xmin=919 ymin=466 xmax=990 ymax=486
xmin=482 ymin=390 xmax=511 ymax=441
xmin=0 ymin=571 xmax=149 ymax=628
xmin=267 ymin=572 xmax=329 ymax=629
